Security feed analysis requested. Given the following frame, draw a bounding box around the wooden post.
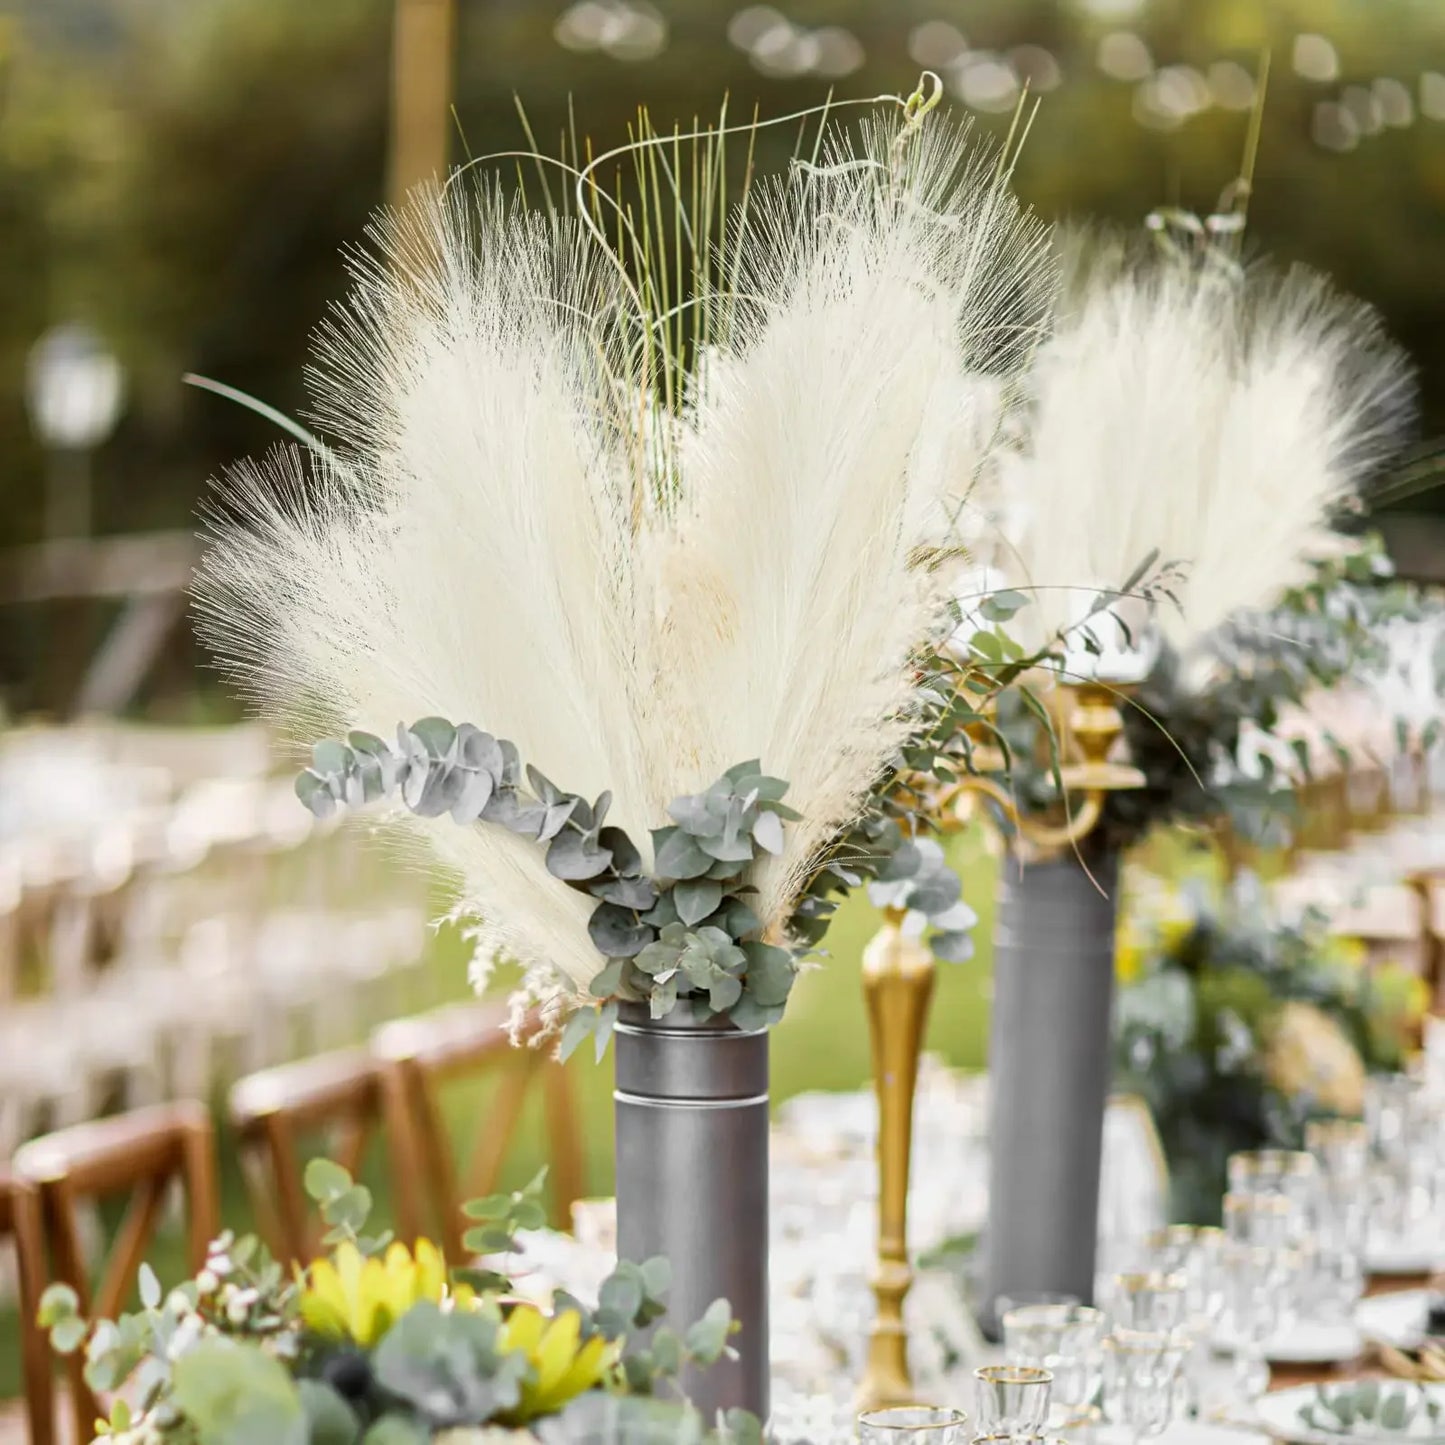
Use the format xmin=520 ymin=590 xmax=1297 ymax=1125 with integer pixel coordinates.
xmin=389 ymin=0 xmax=456 ymax=211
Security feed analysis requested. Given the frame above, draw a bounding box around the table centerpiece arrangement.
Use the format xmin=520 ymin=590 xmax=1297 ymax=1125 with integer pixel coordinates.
xmin=953 ymin=193 xmax=1415 ymax=1327
xmin=37 ymin=1161 xmax=763 ymax=1445
xmin=193 ymin=77 xmax=1062 ymax=1418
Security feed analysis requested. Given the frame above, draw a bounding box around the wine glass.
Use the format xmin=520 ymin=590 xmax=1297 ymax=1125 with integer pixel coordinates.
xmin=1145 ymin=1225 xmax=1226 ymax=1418
xmin=1001 ymin=1304 xmax=1105 ymax=1415
xmin=1105 ymin=1270 xmax=1188 ymax=1331
xmin=1101 ymin=1329 xmax=1190 ymax=1445
xmin=1222 ymin=1191 xmax=1296 ymax=1247
xmin=1221 ymin=1240 xmax=1296 ymax=1400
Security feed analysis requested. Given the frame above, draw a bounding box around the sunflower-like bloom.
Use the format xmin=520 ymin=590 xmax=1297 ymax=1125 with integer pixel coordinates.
xmin=497 ymin=1306 xmax=618 ymax=1422
xmin=1263 ymin=1001 xmax=1365 ymax=1115
xmin=299 ymin=1239 xmax=466 ymax=1346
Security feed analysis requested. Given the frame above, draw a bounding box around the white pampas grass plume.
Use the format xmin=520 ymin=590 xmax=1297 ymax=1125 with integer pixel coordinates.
xmin=195 ymin=97 xmax=1053 ymax=998
xmin=994 ymin=238 xmax=1414 ymax=649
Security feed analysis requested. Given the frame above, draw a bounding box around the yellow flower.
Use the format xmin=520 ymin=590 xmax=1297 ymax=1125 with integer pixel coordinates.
xmin=1116 ymin=920 xmax=1146 ymax=984
xmin=1263 ymin=1002 xmax=1365 ymax=1116
xmin=1157 ymin=912 xmax=1193 ymax=954
xmin=497 ymin=1306 xmax=619 ymax=1422
xmin=299 ymin=1238 xmax=460 ymax=1347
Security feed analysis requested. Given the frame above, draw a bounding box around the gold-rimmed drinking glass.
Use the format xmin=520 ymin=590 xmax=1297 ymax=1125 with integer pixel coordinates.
xmin=858 ymin=1407 xmax=970 ymax=1443
xmin=1104 ymin=1270 xmax=1188 ymax=1331
xmin=1222 ymin=1191 xmax=1296 ymax=1247
xmin=1228 ymin=1149 xmax=1319 ymax=1228
xmin=1305 ymin=1119 xmax=1369 ymax=1178
xmin=993 ymin=1290 xmax=1078 ymax=1329
xmin=1221 ymin=1240 xmax=1297 ymax=1401
xmin=1145 ymin=1225 xmax=1226 ymax=1320
xmin=973 ymin=1365 xmax=1052 ymax=1444
xmin=1145 ymin=1225 xmax=1226 ymax=1417
xmin=1001 ymin=1303 xmax=1105 ymax=1412
xmin=1101 ymin=1329 xmax=1190 ymax=1445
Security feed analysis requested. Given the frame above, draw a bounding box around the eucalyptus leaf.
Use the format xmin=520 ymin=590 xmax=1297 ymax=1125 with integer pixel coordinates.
xmin=547 ymin=830 xmax=614 ymax=882
xmin=598 ymin=826 xmax=643 ymax=877
xmin=409 ymin=717 xmax=456 ymax=757
xmin=297 ymin=1382 xmax=360 ymax=1445
xmin=588 ymin=903 xmax=653 ymax=958
xmin=589 ymin=958 xmax=627 ymax=998
xmin=650 ymin=976 xmax=680 ymax=1019
xmin=741 ymin=943 xmax=795 ymax=1007
xmin=558 ymin=1009 xmax=596 ymax=1063
xmin=653 ymin=827 xmax=714 ymax=881
xmin=674 ymin=878 xmax=722 ymax=927
xmin=751 ymin=810 xmax=784 ymax=855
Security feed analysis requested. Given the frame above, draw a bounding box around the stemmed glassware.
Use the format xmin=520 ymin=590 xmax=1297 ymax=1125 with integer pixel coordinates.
xmin=1001 ymin=1304 xmax=1105 ymax=1417
xmin=1145 ymin=1225 xmax=1227 ymax=1418
xmin=856 ymin=1407 xmax=969 ymax=1443
xmin=1221 ymin=1238 xmax=1298 ymax=1399
xmin=1222 ymin=1191 xmax=1296 ymax=1247
xmin=973 ymin=1364 xmax=1053 ymax=1444
xmin=1101 ymin=1329 xmax=1190 ymax=1445
xmin=1104 ymin=1270 xmax=1189 ymax=1331
xmin=1365 ymin=1074 xmax=1440 ymax=1251
xmin=1305 ymin=1120 xmax=1369 ymax=1323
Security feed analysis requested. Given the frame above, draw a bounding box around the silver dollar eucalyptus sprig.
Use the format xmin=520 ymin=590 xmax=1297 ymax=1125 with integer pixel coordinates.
xmin=296 ymin=720 xmax=799 ymax=1055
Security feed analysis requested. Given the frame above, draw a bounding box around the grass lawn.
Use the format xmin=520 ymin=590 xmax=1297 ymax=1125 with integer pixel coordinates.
xmin=0 ymin=829 xmax=999 ymax=1400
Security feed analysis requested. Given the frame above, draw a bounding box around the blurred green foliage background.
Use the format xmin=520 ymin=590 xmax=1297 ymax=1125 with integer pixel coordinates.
xmin=0 ymin=0 xmax=1442 ymax=714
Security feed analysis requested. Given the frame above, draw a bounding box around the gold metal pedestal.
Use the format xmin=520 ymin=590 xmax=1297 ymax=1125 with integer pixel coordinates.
xmin=857 ymin=907 xmax=936 ymax=1411
xmin=856 ymin=674 xmax=1145 ymax=1407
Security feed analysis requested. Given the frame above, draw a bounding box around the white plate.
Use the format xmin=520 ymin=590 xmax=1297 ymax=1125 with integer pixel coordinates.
xmin=1357 ymin=1290 xmax=1433 ymax=1350
xmin=1256 ymin=1383 xmax=1445 ymax=1445
xmin=1367 ymin=1237 xmax=1445 ymax=1276
xmin=1215 ymin=1319 xmax=1363 ymax=1364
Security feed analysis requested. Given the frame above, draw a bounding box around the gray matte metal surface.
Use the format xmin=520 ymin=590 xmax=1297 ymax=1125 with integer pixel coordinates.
xmin=981 ymin=851 xmax=1120 ymax=1337
xmin=614 ymin=1003 xmax=770 ymax=1420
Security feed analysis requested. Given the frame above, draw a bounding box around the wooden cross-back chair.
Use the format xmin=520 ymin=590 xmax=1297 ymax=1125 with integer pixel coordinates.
xmin=229 ymin=1046 xmax=387 ymax=1265
xmin=1408 ymin=867 xmax=1445 ymax=1021
xmin=0 ymin=1165 xmax=54 ymax=1445
xmin=11 ymin=1101 xmax=219 ymax=1445
xmin=372 ymin=1001 xmax=584 ymax=1262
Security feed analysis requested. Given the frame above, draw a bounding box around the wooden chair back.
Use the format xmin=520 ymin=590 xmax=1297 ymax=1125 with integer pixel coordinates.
xmin=0 ymin=1165 xmax=55 ymax=1445
xmin=11 ymin=1101 xmax=219 ymax=1444
xmin=229 ymin=1047 xmax=385 ymax=1264
xmin=372 ymin=1001 xmax=583 ymax=1261
xmin=1408 ymin=868 xmax=1445 ymax=1018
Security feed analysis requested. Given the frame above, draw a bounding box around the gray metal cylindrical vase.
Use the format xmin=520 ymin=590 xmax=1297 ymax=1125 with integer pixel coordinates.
xmin=614 ymin=1003 xmax=770 ymax=1421
xmin=981 ymin=849 xmax=1120 ymax=1337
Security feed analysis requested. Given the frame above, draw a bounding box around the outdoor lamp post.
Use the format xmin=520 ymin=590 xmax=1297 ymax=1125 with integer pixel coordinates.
xmin=25 ymin=323 xmax=125 ymax=540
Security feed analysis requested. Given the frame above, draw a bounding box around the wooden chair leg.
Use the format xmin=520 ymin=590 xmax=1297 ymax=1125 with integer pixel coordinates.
xmin=376 ymin=1061 xmax=426 ymax=1248
xmin=540 ymin=1058 xmax=584 ymax=1230
xmin=262 ymin=1111 xmax=311 ymax=1265
xmin=11 ymin=1179 xmax=57 ymax=1445
xmin=44 ymin=1180 xmax=101 ymax=1445
xmin=179 ymin=1107 xmax=220 ymax=1272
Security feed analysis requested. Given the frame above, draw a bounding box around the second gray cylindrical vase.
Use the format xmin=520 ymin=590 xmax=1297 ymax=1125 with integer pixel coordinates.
xmin=981 ymin=849 xmax=1120 ymax=1337
xmin=613 ymin=1003 xmax=770 ymax=1422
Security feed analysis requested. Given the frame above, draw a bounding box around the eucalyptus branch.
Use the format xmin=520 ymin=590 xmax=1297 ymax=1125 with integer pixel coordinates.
xmin=296 ymin=719 xmax=800 ymax=1052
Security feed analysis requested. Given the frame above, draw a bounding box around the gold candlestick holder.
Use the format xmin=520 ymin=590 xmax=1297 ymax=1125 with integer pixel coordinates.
xmin=856 ymin=675 xmax=1143 ymax=1409
xmin=858 ymin=906 xmax=935 ymax=1410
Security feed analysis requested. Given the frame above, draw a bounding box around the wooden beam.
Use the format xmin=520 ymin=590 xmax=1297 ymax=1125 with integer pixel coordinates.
xmin=0 ymin=532 xmax=199 ymax=604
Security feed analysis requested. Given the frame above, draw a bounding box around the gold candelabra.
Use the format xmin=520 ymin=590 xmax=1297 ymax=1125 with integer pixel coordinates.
xmin=856 ymin=674 xmax=1143 ymax=1410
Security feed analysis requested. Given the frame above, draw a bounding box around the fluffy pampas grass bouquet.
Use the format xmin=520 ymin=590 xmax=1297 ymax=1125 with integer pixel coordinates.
xmin=195 ymin=79 xmax=1056 ymax=1053
xmin=988 ymin=217 xmax=1414 ymax=664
